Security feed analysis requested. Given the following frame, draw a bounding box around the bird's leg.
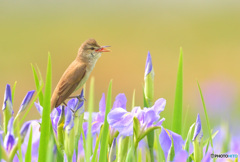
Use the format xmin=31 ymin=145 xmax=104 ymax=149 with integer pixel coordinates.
xmin=68 ymin=96 xmax=87 ymax=102
xmin=63 ymin=102 xmax=67 ymax=106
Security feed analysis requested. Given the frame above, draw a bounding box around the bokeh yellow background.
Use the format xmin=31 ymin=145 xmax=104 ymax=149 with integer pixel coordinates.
xmin=1 ymin=1 xmax=239 ymax=137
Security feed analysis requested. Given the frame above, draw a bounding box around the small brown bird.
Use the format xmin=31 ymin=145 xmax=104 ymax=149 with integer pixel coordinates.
xmin=51 ymin=39 xmax=111 ymax=110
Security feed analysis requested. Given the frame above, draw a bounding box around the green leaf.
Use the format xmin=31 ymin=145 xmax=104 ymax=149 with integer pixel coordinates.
xmin=99 ymin=80 xmax=112 ymax=162
xmin=204 ymin=130 xmax=218 ymax=154
xmin=133 ymin=117 xmax=140 ymax=140
xmin=132 ymin=89 xmax=135 ymax=108
xmin=143 ymin=87 xmax=149 ymax=108
xmin=193 ymin=138 xmax=203 ymax=161
xmin=38 ymin=53 xmax=52 ymax=162
xmin=184 ymin=123 xmax=195 ymax=154
xmin=25 ymin=127 xmax=33 ymax=162
xmin=31 ymin=64 xmax=44 ymax=105
xmin=16 ymin=118 xmax=23 ymax=162
xmin=46 ymin=137 xmax=54 ymax=162
xmin=0 ymin=145 xmax=8 ymax=161
xmin=197 ymin=81 xmax=214 ymax=154
xmin=144 ymin=70 xmax=154 ymax=106
xmin=155 ymin=129 xmax=165 ymax=162
xmin=57 ymin=107 xmax=65 ymax=151
xmin=167 ymin=136 xmax=175 ymax=161
xmin=11 ymin=81 xmax=17 ymax=106
xmin=92 ymin=127 xmax=103 ymax=162
xmin=126 ymin=145 xmax=134 ymax=162
xmin=117 ymin=136 xmax=129 ymax=162
xmin=86 ymin=77 xmax=95 ymax=162
xmin=74 ymin=113 xmax=84 ymax=161
xmin=139 ymin=126 xmax=161 ymax=143
xmin=172 ymin=47 xmax=183 ymax=135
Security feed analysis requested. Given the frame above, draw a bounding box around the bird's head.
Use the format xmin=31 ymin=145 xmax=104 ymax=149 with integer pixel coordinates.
xmin=78 ymin=38 xmax=111 ymax=61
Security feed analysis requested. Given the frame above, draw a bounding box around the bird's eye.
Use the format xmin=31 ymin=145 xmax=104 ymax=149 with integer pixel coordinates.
xmin=90 ymin=47 xmax=95 ymax=50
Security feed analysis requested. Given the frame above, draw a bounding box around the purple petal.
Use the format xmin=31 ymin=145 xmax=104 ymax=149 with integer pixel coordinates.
xmin=109 ymin=138 xmax=117 ymax=161
xmin=4 ymin=134 xmax=15 ymax=152
xmin=4 ymin=117 xmax=15 ymax=152
xmin=118 ymin=122 xmax=133 ymax=136
xmin=202 ymin=151 xmax=211 ymax=162
xmin=159 ymin=128 xmax=172 ymax=159
xmin=22 ymin=121 xmax=40 ymax=159
xmin=155 ymin=118 xmax=165 ymax=126
xmin=7 ymin=117 xmax=14 ymax=134
xmin=2 ymin=84 xmax=13 ymax=114
xmin=112 ymin=93 xmax=127 ymax=110
xmin=20 ymin=121 xmax=32 ymax=138
xmin=152 ymin=98 xmax=166 ymax=114
xmin=107 ymin=108 xmax=128 ymax=123
xmin=192 ymin=114 xmax=202 ymax=142
xmin=67 ymin=98 xmax=84 ymax=117
xmin=92 ymin=120 xmax=103 ymax=135
xmin=171 ymin=131 xmax=185 ymax=154
xmin=51 ymin=106 xmax=62 ymax=131
xmin=174 ymin=150 xmax=188 ymax=162
xmin=18 ymin=90 xmax=35 ymax=115
xmin=64 ymin=107 xmax=73 ymax=129
xmin=143 ymin=109 xmax=159 ymax=126
xmin=111 ymin=113 xmax=133 ymax=129
xmin=159 ymin=128 xmax=184 ymax=160
xmin=34 ymin=102 xmax=43 ymax=116
xmin=67 ymin=89 xmax=85 ymax=116
xmin=108 ymin=108 xmax=134 ymax=136
xmin=144 ymin=51 xmax=153 ymax=77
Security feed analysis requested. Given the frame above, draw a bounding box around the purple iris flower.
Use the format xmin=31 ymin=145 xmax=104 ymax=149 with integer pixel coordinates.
xmin=145 ymin=51 xmax=153 ymax=77
xmin=159 ymin=127 xmax=186 ymax=161
xmin=89 ymin=93 xmax=127 ymax=135
xmin=192 ymin=113 xmax=203 ymax=142
xmin=35 ymin=91 xmax=84 ymax=134
xmin=16 ymin=90 xmax=35 ymax=116
xmin=67 ymin=89 xmax=85 ymax=117
xmin=3 ymin=117 xmax=15 ymax=153
xmin=21 ymin=121 xmax=41 ymax=161
xmin=64 ymin=105 xmax=74 ymax=134
xmin=107 ymin=98 xmax=166 ymax=136
xmin=2 ymin=84 xmax=13 ymax=115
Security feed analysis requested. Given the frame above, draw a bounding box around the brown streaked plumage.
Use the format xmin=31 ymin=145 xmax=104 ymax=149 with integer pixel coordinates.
xmin=51 ymin=39 xmax=111 ymax=110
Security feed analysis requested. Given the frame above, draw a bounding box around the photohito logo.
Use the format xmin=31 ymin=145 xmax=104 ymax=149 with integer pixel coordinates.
xmin=211 ymin=153 xmax=238 ymax=159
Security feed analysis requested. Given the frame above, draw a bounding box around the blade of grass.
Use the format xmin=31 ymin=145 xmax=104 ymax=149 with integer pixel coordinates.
xmin=92 ymin=127 xmax=103 ymax=162
xmin=46 ymin=136 xmax=54 ymax=162
xmin=86 ymin=77 xmax=95 ymax=162
xmin=31 ymin=64 xmax=44 ymax=105
xmin=16 ymin=118 xmax=23 ymax=162
xmin=25 ymin=127 xmax=33 ymax=162
xmin=197 ymin=81 xmax=214 ymax=154
xmin=99 ymin=80 xmax=112 ymax=162
xmin=132 ymin=89 xmax=135 ymax=108
xmin=155 ymin=129 xmax=165 ymax=162
xmin=38 ymin=53 xmax=52 ymax=162
xmin=11 ymin=81 xmax=17 ymax=105
xmin=184 ymin=123 xmax=195 ymax=158
xmin=172 ymin=47 xmax=183 ymax=135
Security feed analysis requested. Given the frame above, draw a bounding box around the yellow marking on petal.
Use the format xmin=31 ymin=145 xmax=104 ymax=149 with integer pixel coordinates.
xmin=92 ymin=121 xmax=98 ymax=125
xmin=123 ymin=112 xmax=131 ymax=117
xmin=164 ymin=128 xmax=171 ymax=137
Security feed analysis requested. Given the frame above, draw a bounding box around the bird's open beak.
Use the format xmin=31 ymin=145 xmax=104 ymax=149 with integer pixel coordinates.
xmin=96 ymin=46 xmax=111 ymax=52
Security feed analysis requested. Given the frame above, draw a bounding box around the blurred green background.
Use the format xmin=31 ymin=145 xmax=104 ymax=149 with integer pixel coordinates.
xmin=1 ymin=1 xmax=240 ymax=137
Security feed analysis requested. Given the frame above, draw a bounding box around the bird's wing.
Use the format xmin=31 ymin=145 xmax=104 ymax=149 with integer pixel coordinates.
xmin=52 ymin=60 xmax=86 ymax=108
